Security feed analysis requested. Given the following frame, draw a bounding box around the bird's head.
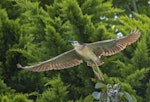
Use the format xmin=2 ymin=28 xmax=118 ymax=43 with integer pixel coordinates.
xmin=68 ymin=40 xmax=80 ymax=47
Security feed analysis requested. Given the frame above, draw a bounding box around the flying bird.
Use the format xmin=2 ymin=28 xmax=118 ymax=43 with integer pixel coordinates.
xmin=17 ymin=30 xmax=141 ymax=80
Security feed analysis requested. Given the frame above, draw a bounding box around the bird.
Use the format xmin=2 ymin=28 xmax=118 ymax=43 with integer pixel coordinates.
xmin=17 ymin=30 xmax=141 ymax=80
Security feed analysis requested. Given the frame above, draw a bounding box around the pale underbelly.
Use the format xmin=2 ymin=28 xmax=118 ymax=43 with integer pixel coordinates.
xmin=75 ymin=48 xmax=98 ymax=62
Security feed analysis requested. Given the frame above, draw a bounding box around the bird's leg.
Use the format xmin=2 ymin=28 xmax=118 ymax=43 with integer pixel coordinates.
xmin=92 ymin=63 xmax=104 ymax=81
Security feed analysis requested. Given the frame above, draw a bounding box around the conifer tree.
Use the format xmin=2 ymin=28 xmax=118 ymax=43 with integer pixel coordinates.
xmin=0 ymin=0 xmax=150 ymax=101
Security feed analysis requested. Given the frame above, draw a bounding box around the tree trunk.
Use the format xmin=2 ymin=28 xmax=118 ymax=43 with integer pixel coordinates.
xmin=132 ymin=0 xmax=138 ymax=13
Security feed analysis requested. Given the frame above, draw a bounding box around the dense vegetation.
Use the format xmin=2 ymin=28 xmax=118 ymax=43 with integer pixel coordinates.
xmin=0 ymin=0 xmax=150 ymax=101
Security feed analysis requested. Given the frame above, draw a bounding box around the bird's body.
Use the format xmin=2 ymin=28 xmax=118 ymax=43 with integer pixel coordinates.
xmin=17 ymin=30 xmax=141 ymax=80
xmin=75 ymin=45 xmax=97 ymax=62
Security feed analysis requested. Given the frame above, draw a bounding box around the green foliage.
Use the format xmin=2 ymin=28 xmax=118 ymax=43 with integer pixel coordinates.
xmin=37 ymin=75 xmax=69 ymax=102
xmin=10 ymin=48 xmax=39 ymax=62
xmin=0 ymin=79 xmax=15 ymax=94
xmin=12 ymin=94 xmax=33 ymax=102
xmin=0 ymin=62 xmax=3 ymax=79
xmin=126 ymin=68 xmax=147 ymax=87
xmin=145 ymin=80 xmax=150 ymax=102
xmin=83 ymin=95 xmax=93 ymax=102
xmin=112 ymin=0 xmax=150 ymax=16
xmin=0 ymin=0 xmax=150 ymax=102
xmin=10 ymin=70 xmax=48 ymax=93
xmin=0 ymin=93 xmax=33 ymax=102
xmin=67 ymin=95 xmax=93 ymax=102
xmin=0 ymin=95 xmax=10 ymax=102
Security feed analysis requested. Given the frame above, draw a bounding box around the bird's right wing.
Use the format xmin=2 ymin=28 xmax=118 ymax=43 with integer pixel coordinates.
xmin=87 ymin=30 xmax=141 ymax=57
xmin=17 ymin=49 xmax=83 ymax=72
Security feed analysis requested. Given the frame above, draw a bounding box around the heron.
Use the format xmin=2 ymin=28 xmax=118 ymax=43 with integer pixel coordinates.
xmin=17 ymin=30 xmax=140 ymax=80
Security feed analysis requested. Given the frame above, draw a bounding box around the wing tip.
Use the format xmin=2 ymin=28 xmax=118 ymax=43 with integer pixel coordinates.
xmin=130 ymin=29 xmax=141 ymax=36
xmin=129 ymin=29 xmax=141 ymax=43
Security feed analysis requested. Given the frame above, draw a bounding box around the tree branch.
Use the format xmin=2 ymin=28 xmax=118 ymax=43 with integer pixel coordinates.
xmin=132 ymin=0 xmax=138 ymax=13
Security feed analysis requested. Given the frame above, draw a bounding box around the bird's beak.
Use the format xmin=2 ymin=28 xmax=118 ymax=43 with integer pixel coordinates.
xmin=68 ymin=40 xmax=74 ymax=44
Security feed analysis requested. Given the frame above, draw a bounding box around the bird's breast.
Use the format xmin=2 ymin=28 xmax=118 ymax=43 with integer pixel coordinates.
xmin=75 ymin=46 xmax=97 ymax=61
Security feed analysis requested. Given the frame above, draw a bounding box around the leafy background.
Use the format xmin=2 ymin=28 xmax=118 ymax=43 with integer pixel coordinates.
xmin=0 ymin=0 xmax=150 ymax=101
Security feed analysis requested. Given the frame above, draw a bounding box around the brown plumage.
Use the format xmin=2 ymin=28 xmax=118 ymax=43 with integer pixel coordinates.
xmin=17 ymin=30 xmax=141 ymax=80
xmin=17 ymin=49 xmax=83 ymax=72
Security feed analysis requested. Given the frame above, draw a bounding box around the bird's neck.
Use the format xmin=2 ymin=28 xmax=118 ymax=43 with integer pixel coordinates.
xmin=75 ymin=45 xmax=85 ymax=50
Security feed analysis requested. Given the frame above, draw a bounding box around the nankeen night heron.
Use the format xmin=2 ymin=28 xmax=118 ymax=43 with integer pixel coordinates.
xmin=17 ymin=30 xmax=140 ymax=80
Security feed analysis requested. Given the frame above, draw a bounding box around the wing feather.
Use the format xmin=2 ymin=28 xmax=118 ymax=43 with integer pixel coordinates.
xmin=87 ymin=30 xmax=140 ymax=57
xmin=17 ymin=49 xmax=83 ymax=72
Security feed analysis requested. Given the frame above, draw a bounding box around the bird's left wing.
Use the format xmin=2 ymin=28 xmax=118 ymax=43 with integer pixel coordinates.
xmin=87 ymin=30 xmax=140 ymax=57
xmin=17 ymin=49 xmax=83 ymax=72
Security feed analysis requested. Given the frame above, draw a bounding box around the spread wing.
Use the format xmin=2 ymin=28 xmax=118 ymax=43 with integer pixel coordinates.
xmin=17 ymin=49 xmax=83 ymax=72
xmin=87 ymin=30 xmax=141 ymax=57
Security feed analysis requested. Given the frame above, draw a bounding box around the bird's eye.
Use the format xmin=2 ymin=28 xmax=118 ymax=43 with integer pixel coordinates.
xmin=74 ymin=41 xmax=78 ymax=44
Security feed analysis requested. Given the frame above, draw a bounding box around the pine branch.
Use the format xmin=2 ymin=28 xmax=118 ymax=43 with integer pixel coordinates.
xmin=9 ymin=48 xmax=39 ymax=62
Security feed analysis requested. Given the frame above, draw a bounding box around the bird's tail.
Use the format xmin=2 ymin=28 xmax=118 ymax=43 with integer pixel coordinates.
xmin=92 ymin=64 xmax=104 ymax=81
